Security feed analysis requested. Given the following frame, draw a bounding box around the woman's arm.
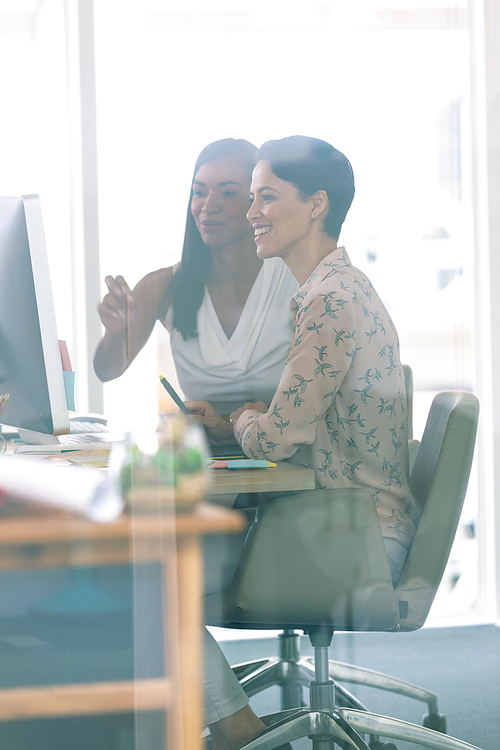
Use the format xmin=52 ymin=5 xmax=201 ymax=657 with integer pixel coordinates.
xmin=94 ymin=267 xmax=173 ymax=382
xmin=232 ymin=293 xmax=353 ymax=460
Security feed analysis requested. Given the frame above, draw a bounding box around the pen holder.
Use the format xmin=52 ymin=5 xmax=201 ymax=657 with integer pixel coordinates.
xmin=117 ymin=413 xmax=210 ymax=514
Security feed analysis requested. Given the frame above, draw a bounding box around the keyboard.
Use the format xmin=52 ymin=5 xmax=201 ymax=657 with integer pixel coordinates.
xmin=67 ymin=420 xmax=111 ymax=434
xmin=58 ymin=433 xmax=118 ymax=444
xmin=59 ymin=421 xmax=118 ymax=444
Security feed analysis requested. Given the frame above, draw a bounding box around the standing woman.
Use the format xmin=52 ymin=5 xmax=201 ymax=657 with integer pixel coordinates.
xmin=93 ymin=138 xmax=297 ymax=436
xmin=93 ymin=139 xmax=297 ymax=750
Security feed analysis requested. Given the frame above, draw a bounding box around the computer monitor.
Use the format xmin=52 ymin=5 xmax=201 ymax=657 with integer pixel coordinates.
xmin=0 ymin=194 xmax=70 ymax=443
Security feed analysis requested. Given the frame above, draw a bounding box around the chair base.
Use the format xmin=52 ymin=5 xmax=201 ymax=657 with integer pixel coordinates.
xmin=303 ymin=656 xmax=445 ymax=731
xmin=231 ymin=630 xmax=445 ymax=727
xmin=229 ymin=631 xmax=476 ymax=750
xmin=240 ymin=707 xmax=479 ymax=750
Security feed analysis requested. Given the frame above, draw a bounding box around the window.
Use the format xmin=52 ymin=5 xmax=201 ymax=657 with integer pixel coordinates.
xmin=0 ymin=0 xmax=72 ymax=345
xmin=93 ymin=0 xmax=479 ymax=620
xmin=1 ymin=0 xmax=482 ymax=621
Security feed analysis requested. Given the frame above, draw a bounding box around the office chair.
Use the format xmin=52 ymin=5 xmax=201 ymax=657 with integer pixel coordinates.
xmin=206 ymin=391 xmax=480 ymax=749
xmin=214 ymin=365 xmax=431 ymax=725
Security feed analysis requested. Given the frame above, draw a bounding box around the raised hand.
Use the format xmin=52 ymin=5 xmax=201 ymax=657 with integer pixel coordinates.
xmin=97 ymin=275 xmax=139 ymax=335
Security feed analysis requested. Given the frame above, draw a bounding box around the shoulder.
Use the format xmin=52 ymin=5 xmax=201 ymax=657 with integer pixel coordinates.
xmin=133 ymin=267 xmax=173 ymax=294
xmin=133 ymin=267 xmax=174 ymax=315
xmin=294 ymin=274 xmax=356 ymax=330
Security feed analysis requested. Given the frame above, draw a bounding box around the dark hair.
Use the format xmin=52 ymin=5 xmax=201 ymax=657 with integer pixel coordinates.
xmin=167 ymin=138 xmax=257 ymax=340
xmin=255 ymin=135 xmax=355 ymax=239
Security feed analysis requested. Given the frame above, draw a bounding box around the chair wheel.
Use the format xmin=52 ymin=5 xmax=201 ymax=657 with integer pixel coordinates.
xmin=423 ymin=713 xmax=447 ymax=733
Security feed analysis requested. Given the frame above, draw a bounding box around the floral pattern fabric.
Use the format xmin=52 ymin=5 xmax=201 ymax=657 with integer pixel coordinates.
xmin=233 ymin=247 xmax=416 ymax=547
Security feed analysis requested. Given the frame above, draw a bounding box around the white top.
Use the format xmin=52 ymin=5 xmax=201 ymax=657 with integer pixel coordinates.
xmin=164 ymin=258 xmax=298 ymax=414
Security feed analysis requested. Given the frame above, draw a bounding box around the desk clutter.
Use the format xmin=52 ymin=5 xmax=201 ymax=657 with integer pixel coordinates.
xmin=118 ymin=413 xmax=209 ymax=514
xmin=0 ymin=416 xmax=211 ymax=517
xmin=0 ymin=453 xmax=123 ymax=522
xmin=0 ymin=412 xmax=281 ymax=517
xmin=0 ymin=393 xmax=10 ymax=418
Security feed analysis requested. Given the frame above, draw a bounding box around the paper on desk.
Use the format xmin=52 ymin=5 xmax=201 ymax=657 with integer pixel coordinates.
xmin=60 ymin=449 xmax=111 ymax=468
xmin=0 ymin=454 xmax=123 ymax=522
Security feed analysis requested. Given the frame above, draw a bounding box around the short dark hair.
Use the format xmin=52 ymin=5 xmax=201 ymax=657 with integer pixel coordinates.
xmin=256 ymin=135 xmax=355 ymax=239
xmin=168 ymin=138 xmax=257 ymax=339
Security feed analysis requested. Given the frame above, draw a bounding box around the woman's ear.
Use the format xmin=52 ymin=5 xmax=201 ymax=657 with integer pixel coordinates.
xmin=310 ymin=190 xmax=329 ymax=221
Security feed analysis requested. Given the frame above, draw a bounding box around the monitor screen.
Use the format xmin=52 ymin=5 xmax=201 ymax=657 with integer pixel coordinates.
xmin=0 ymin=194 xmax=70 ymax=443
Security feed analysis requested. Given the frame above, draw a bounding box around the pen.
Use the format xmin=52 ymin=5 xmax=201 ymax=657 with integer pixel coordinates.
xmin=159 ymin=376 xmax=191 ymax=415
xmin=0 ymin=393 xmax=10 ymax=417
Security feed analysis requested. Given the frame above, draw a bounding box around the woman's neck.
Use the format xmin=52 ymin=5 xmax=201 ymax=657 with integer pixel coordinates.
xmin=285 ymin=234 xmax=338 ymax=286
xmin=208 ymin=235 xmax=262 ymax=287
xmin=205 ymin=235 xmax=263 ymax=339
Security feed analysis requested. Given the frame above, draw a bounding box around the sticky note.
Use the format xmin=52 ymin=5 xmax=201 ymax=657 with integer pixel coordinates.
xmin=210 ymin=459 xmax=276 ymax=469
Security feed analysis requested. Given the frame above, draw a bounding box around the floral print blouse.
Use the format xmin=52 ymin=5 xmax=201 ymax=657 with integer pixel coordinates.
xmin=233 ymin=247 xmax=417 ymax=547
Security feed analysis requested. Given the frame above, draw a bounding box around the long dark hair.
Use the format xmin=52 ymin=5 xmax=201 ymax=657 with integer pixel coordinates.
xmin=167 ymin=138 xmax=257 ymax=340
xmin=256 ymin=136 xmax=355 ymax=239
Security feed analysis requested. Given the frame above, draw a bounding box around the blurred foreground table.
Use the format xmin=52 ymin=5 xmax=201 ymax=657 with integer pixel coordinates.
xmin=0 ymin=502 xmax=245 ymax=750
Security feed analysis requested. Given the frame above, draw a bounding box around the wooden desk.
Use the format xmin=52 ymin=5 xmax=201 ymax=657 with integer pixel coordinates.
xmin=209 ymin=461 xmax=315 ymax=495
xmin=0 ymin=503 xmax=245 ymax=750
xmin=0 ymin=460 xmax=313 ymax=748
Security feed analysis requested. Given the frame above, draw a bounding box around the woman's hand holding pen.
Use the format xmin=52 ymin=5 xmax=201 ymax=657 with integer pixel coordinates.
xmin=97 ymin=275 xmax=140 ymax=336
xmin=185 ymin=401 xmax=236 ymax=445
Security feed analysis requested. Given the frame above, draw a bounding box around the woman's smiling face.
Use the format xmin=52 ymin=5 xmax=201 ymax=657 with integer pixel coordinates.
xmin=247 ymin=160 xmax=313 ymax=262
xmin=190 ymin=159 xmax=253 ymax=249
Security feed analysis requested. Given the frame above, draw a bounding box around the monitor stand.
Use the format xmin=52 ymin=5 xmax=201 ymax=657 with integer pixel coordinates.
xmin=18 ymin=427 xmax=67 ymax=445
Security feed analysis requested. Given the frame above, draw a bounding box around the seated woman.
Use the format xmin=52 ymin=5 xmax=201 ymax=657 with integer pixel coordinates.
xmin=189 ymin=135 xmax=417 ymax=586
xmin=187 ymin=135 xmax=417 ymax=749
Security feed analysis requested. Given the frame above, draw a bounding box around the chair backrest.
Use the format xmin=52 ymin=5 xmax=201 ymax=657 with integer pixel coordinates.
xmin=396 ymin=390 xmax=479 ymax=630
